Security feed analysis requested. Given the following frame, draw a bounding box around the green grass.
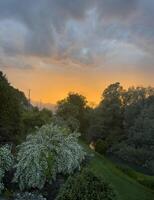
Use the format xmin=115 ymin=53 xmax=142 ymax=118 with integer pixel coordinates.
xmin=115 ymin=164 xmax=154 ymax=190
xmin=82 ymin=142 xmax=154 ymax=200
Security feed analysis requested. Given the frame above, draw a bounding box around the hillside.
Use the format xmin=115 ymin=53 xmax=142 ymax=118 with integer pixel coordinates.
xmin=83 ymin=143 xmax=154 ymax=200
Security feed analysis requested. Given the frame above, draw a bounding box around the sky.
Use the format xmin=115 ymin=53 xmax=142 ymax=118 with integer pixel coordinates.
xmin=0 ymin=0 xmax=154 ymax=105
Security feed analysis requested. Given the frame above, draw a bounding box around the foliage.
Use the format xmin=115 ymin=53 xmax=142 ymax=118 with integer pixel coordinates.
xmin=0 ymin=71 xmax=52 ymax=144
xmin=22 ymin=107 xmax=53 ymax=134
xmin=13 ymin=124 xmax=85 ymax=190
xmin=0 ymin=145 xmax=14 ymax=193
xmin=86 ymin=83 xmax=154 ymax=174
xmin=87 ymin=82 xmax=124 ymax=144
xmin=56 ymin=92 xmax=89 ymax=134
xmin=0 ymin=169 xmax=4 ymax=194
xmin=56 ymin=170 xmax=117 ymax=200
xmin=123 ymin=86 xmax=154 ymax=129
xmin=0 ymin=71 xmax=28 ymax=144
xmin=14 ymin=192 xmax=46 ymax=200
xmin=99 ymin=82 xmax=124 ymax=137
xmin=112 ymin=95 xmax=154 ymax=174
xmin=95 ymin=139 xmax=108 ymax=154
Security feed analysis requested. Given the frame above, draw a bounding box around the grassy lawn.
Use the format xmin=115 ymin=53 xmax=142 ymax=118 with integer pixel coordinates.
xmin=82 ymin=143 xmax=154 ymax=200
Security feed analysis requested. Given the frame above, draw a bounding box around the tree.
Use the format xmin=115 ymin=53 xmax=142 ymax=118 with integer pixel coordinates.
xmin=22 ymin=107 xmax=53 ymax=134
xmin=56 ymin=93 xmax=89 ymax=135
xmin=100 ymin=82 xmax=123 ymax=134
xmin=123 ymin=86 xmax=154 ymax=130
xmin=0 ymin=71 xmax=27 ymax=144
xmin=112 ymin=93 xmax=154 ymax=174
xmin=87 ymin=83 xmax=124 ymax=146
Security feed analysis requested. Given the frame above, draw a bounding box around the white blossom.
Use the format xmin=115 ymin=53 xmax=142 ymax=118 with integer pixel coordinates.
xmin=14 ymin=124 xmax=86 ymax=190
xmin=0 ymin=145 xmax=14 ymax=193
xmin=14 ymin=192 xmax=46 ymax=200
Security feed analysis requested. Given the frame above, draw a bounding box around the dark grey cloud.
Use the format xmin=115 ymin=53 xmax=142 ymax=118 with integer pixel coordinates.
xmin=97 ymin=0 xmax=138 ymax=20
xmin=0 ymin=0 xmax=153 ymax=70
xmin=0 ymin=0 xmax=94 ymax=56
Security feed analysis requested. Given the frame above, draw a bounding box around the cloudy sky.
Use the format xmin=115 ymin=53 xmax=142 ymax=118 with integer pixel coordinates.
xmin=0 ymin=0 xmax=154 ymax=104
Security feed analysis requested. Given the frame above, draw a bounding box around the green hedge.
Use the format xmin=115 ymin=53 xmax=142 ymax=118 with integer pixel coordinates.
xmin=56 ymin=170 xmax=117 ymax=200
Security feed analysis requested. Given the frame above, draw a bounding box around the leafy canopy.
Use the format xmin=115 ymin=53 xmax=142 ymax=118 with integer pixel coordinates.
xmin=56 ymin=92 xmax=88 ymax=133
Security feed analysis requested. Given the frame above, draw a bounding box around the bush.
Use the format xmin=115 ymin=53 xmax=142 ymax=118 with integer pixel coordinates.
xmin=14 ymin=192 xmax=46 ymax=200
xmin=0 ymin=145 xmax=14 ymax=193
xmin=95 ymin=139 xmax=108 ymax=154
xmin=13 ymin=124 xmax=85 ymax=190
xmin=56 ymin=170 xmax=117 ymax=200
xmin=111 ymin=142 xmax=153 ymax=167
xmin=22 ymin=108 xmax=53 ymax=134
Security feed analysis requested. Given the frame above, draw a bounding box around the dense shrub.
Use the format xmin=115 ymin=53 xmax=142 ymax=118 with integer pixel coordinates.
xmin=22 ymin=108 xmax=53 ymax=134
xmin=111 ymin=141 xmax=154 ymax=174
xmin=95 ymin=139 xmax=108 ymax=154
xmin=0 ymin=145 xmax=14 ymax=193
xmin=14 ymin=192 xmax=46 ymax=200
xmin=13 ymin=124 xmax=85 ymax=190
xmin=56 ymin=170 xmax=117 ymax=200
xmin=0 ymin=168 xmax=4 ymax=193
xmin=110 ymin=92 xmax=154 ymax=174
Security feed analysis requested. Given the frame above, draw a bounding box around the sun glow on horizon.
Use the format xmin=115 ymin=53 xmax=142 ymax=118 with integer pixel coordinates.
xmin=2 ymin=62 xmax=154 ymax=106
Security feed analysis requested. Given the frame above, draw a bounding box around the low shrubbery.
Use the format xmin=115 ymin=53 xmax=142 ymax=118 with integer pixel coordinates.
xmin=95 ymin=139 xmax=108 ymax=154
xmin=0 ymin=145 xmax=14 ymax=193
xmin=56 ymin=170 xmax=117 ymax=200
xmin=0 ymin=123 xmax=86 ymax=198
xmin=14 ymin=192 xmax=46 ymax=200
xmin=111 ymin=142 xmax=154 ymax=174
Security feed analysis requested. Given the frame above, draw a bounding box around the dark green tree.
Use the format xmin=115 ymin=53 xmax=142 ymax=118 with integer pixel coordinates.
xmin=112 ymin=90 xmax=154 ymax=174
xmin=22 ymin=107 xmax=53 ymax=134
xmin=0 ymin=71 xmax=26 ymax=144
xmin=87 ymin=82 xmax=124 ymax=148
xmin=123 ymin=86 xmax=154 ymax=130
xmin=56 ymin=92 xmax=89 ymax=135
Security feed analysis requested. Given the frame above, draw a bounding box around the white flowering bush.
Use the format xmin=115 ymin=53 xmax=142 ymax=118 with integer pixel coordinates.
xmin=55 ymin=133 xmax=85 ymax=174
xmin=0 ymin=168 xmax=4 ymax=193
xmin=14 ymin=192 xmax=46 ymax=200
xmin=14 ymin=124 xmax=86 ymax=190
xmin=0 ymin=145 xmax=14 ymax=193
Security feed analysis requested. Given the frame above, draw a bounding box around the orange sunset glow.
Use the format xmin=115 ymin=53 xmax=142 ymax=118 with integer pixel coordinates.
xmin=3 ymin=63 xmax=153 ymax=105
